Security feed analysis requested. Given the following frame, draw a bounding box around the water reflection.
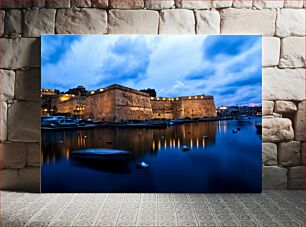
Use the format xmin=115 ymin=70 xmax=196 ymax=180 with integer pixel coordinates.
xmin=41 ymin=119 xmax=262 ymax=193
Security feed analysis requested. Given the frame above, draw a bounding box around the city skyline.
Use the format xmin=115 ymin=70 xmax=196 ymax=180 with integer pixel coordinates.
xmin=42 ymin=35 xmax=262 ymax=106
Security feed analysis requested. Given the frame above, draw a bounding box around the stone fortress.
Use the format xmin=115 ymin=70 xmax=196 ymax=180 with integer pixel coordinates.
xmin=46 ymin=84 xmax=217 ymax=122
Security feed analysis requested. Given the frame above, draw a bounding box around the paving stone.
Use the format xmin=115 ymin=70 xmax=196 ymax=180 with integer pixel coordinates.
xmin=8 ymin=102 xmax=40 ymax=142
xmin=212 ymin=0 xmax=233 ymax=8
xmin=262 ymin=37 xmax=280 ymax=67
xmin=262 ymin=101 xmax=274 ymax=115
xmin=56 ymin=8 xmax=107 ymax=34
xmin=0 ymin=69 xmax=15 ymax=102
xmin=274 ymin=101 xmax=297 ymax=113
xmin=175 ymin=0 xmax=212 ymax=9
xmin=15 ymin=68 xmax=41 ymax=101
xmin=0 ymin=38 xmax=40 ymax=69
xmin=284 ymin=0 xmax=304 ymax=8
xmin=294 ymin=101 xmax=305 ymax=141
xmin=280 ymin=36 xmax=305 ymax=68
xmin=0 ymin=10 xmax=4 ymax=35
xmin=195 ymin=10 xmax=220 ymax=34
xmin=159 ymin=9 xmax=195 ymax=34
xmin=0 ymin=142 xmax=27 ymax=169
xmin=46 ymin=0 xmax=70 ymax=8
xmin=145 ymin=0 xmax=175 ymax=9
xmin=91 ymin=0 xmax=108 ymax=8
xmin=262 ymin=68 xmax=305 ymax=101
xmin=276 ymin=9 xmax=305 ymax=37
xmin=0 ymin=102 xmax=7 ymax=142
xmin=232 ymin=0 xmax=252 ymax=8
xmin=262 ymin=143 xmax=277 ymax=166
xmin=262 ymin=166 xmax=287 ymax=189
xmin=288 ymin=166 xmax=304 ymax=189
xmin=253 ymin=0 xmax=284 ymax=8
xmin=220 ymin=8 xmax=276 ymax=36
xmin=27 ymin=143 xmax=40 ymax=167
xmin=71 ymin=0 xmax=92 ymax=7
xmin=4 ymin=9 xmax=22 ymax=34
xmin=278 ymin=141 xmax=301 ymax=167
xmin=108 ymin=10 xmax=159 ymax=34
xmin=23 ymin=9 xmax=56 ymax=37
xmin=110 ymin=0 xmax=144 ymax=8
xmin=262 ymin=117 xmax=294 ymax=142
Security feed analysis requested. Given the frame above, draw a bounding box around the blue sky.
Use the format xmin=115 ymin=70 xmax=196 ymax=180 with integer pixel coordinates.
xmin=42 ymin=35 xmax=262 ymax=107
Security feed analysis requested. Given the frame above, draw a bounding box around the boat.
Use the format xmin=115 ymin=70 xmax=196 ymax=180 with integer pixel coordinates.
xmin=70 ymin=148 xmax=130 ymax=160
xmin=57 ymin=119 xmax=79 ymax=127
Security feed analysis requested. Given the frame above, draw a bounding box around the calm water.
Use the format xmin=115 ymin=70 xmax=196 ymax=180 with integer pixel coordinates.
xmin=41 ymin=118 xmax=262 ymax=193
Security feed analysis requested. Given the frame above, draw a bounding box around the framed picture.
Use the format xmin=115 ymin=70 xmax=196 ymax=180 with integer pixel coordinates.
xmin=41 ymin=35 xmax=262 ymax=193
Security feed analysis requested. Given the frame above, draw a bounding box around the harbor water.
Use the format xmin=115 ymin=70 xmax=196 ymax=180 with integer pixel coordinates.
xmin=41 ymin=118 xmax=262 ymax=193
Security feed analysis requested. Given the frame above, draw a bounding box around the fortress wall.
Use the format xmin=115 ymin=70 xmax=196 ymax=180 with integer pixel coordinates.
xmin=56 ymin=97 xmax=85 ymax=116
xmin=85 ymin=90 xmax=116 ymax=121
xmin=151 ymin=100 xmax=174 ymax=119
xmin=178 ymin=97 xmax=217 ymax=118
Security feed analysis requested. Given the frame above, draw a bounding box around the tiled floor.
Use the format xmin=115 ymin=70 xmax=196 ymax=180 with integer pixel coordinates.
xmin=1 ymin=190 xmax=304 ymax=226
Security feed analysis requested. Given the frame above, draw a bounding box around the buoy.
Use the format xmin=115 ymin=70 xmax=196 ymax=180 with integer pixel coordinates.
xmin=232 ymin=130 xmax=237 ymax=134
xmin=183 ymin=145 xmax=190 ymax=151
xmin=137 ymin=161 xmax=149 ymax=168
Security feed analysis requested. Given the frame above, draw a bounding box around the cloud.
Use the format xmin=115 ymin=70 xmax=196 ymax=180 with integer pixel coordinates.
xmin=42 ymin=35 xmax=262 ymax=106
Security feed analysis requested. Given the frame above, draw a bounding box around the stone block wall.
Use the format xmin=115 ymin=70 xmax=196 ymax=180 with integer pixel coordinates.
xmin=0 ymin=0 xmax=305 ymax=192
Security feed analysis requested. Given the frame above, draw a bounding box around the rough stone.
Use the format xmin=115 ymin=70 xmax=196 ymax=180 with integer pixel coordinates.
xmin=278 ymin=141 xmax=301 ymax=167
xmin=280 ymin=37 xmax=305 ymax=68
xmin=212 ymin=0 xmax=233 ymax=8
xmin=232 ymin=0 xmax=252 ymax=8
xmin=27 ymin=143 xmax=40 ymax=167
xmin=23 ymin=9 xmax=56 ymax=37
xmin=175 ymin=0 xmax=212 ymax=9
xmin=32 ymin=0 xmax=46 ymax=8
xmin=8 ymin=102 xmax=40 ymax=142
xmin=108 ymin=10 xmax=159 ymax=34
xmin=15 ymin=68 xmax=41 ymax=101
xmin=71 ymin=0 xmax=91 ymax=7
xmin=262 ymin=143 xmax=277 ymax=166
xmin=220 ymin=9 xmax=276 ymax=36
xmin=56 ymin=8 xmax=107 ymax=34
xmin=195 ymin=10 xmax=220 ymax=34
xmin=4 ymin=10 xmax=22 ymax=34
xmin=262 ymin=68 xmax=305 ymax=101
xmin=294 ymin=101 xmax=305 ymax=141
xmin=0 ymin=0 xmax=31 ymax=9
xmin=274 ymin=101 xmax=297 ymax=113
xmin=262 ymin=166 xmax=287 ymax=189
xmin=301 ymin=142 xmax=305 ymax=165
xmin=288 ymin=166 xmax=304 ymax=189
xmin=253 ymin=0 xmax=284 ymax=8
xmin=0 ymin=38 xmax=40 ymax=69
xmin=46 ymin=0 xmax=70 ymax=8
xmin=91 ymin=0 xmax=108 ymax=8
xmin=145 ymin=0 xmax=175 ymax=9
xmin=0 ymin=102 xmax=7 ymax=142
xmin=0 ymin=168 xmax=40 ymax=192
xmin=110 ymin=0 xmax=144 ymax=9
xmin=262 ymin=101 xmax=274 ymax=115
xmin=276 ymin=9 xmax=305 ymax=37
xmin=262 ymin=37 xmax=280 ymax=67
xmin=159 ymin=9 xmax=195 ymax=34
xmin=0 ymin=10 xmax=4 ymax=35
xmin=262 ymin=117 xmax=294 ymax=142
xmin=0 ymin=69 xmax=15 ymax=102
xmin=0 ymin=142 xmax=27 ymax=169
xmin=284 ymin=0 xmax=304 ymax=8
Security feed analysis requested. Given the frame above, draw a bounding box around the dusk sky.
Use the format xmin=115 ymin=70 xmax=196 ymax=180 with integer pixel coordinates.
xmin=42 ymin=35 xmax=262 ymax=107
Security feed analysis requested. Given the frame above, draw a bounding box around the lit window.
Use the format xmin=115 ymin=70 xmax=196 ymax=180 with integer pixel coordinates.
xmin=100 ymin=88 xmax=104 ymax=92
xmin=194 ymin=96 xmax=197 ymax=99
xmin=91 ymin=91 xmax=95 ymax=94
xmin=188 ymin=96 xmax=191 ymax=99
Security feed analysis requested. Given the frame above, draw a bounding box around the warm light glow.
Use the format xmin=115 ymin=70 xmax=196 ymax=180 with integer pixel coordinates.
xmin=157 ymin=97 xmax=160 ymax=100
xmin=72 ymin=94 xmax=75 ymax=97
xmin=100 ymin=88 xmax=104 ymax=92
xmin=158 ymin=140 xmax=161 ymax=150
xmin=178 ymin=138 xmax=181 ymax=148
xmin=151 ymin=97 xmax=154 ymax=100
xmin=188 ymin=96 xmax=191 ymax=99
xmin=201 ymin=96 xmax=204 ymax=99
xmin=162 ymin=98 xmax=166 ymax=101
xmin=91 ymin=91 xmax=95 ymax=94
xmin=168 ymin=98 xmax=171 ymax=101
xmin=65 ymin=94 xmax=69 ymax=96
xmin=176 ymin=97 xmax=179 ymax=101
xmin=196 ymin=138 xmax=199 ymax=148
xmin=152 ymin=141 xmax=155 ymax=150
xmin=190 ymin=139 xmax=193 ymax=149
xmin=194 ymin=96 xmax=198 ymax=99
